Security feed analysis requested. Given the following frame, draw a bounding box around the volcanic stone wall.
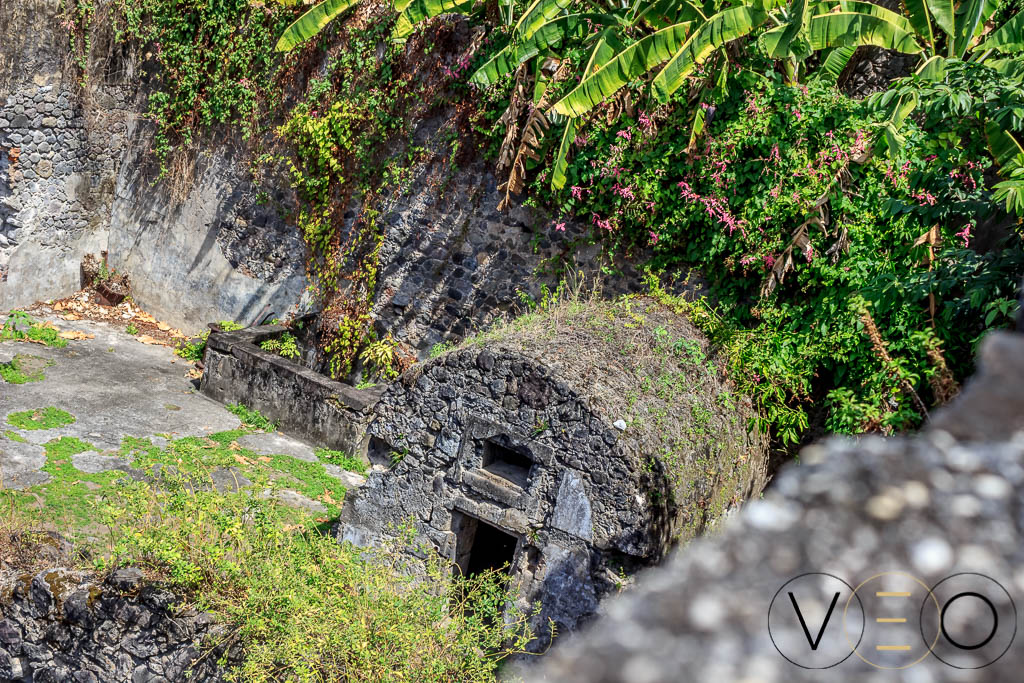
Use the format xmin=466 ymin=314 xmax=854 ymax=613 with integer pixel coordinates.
xmin=0 ymin=568 xmax=233 ymax=682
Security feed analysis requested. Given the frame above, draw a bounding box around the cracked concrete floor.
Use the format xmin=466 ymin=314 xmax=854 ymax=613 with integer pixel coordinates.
xmin=0 ymin=315 xmax=363 ymax=509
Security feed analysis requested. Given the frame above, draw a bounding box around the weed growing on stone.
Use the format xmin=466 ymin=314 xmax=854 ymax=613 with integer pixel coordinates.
xmin=0 ymin=354 xmax=54 ymax=384
xmin=3 ymin=430 xmax=27 ymax=443
xmin=259 ymin=331 xmax=300 ymax=359
xmin=226 ymin=403 xmax=278 ymax=432
xmin=1 ymin=311 xmax=68 ymax=348
xmin=125 ymin=323 xmax=139 ymax=335
xmin=7 ymin=407 xmax=76 ymax=431
xmin=314 ymin=447 xmax=367 ymax=476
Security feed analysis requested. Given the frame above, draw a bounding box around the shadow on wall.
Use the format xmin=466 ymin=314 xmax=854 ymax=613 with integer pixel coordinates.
xmin=106 ymin=127 xmax=309 ymax=331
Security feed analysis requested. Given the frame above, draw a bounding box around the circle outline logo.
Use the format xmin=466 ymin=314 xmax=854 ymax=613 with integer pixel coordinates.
xmin=768 ymin=572 xmax=864 ymax=669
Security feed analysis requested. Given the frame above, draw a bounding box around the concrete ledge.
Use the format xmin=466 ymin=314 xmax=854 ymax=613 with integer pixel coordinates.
xmin=200 ymin=326 xmax=384 ymax=455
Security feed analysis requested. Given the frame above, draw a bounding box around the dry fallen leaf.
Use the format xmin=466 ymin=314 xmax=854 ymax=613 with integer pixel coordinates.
xmin=58 ymin=330 xmax=95 ymax=341
xmin=61 ymin=313 xmax=80 ymax=321
xmin=258 ymin=456 xmax=271 ymax=463
xmin=157 ymin=322 xmax=171 ymax=331
xmin=136 ymin=335 xmax=167 ymax=346
xmin=233 ymin=454 xmax=252 ymax=466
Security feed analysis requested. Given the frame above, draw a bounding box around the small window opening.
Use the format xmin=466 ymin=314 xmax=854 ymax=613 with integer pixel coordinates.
xmin=452 ymin=511 xmax=518 ymax=577
xmin=481 ymin=439 xmax=533 ymax=488
xmin=366 ymin=435 xmax=393 ymax=468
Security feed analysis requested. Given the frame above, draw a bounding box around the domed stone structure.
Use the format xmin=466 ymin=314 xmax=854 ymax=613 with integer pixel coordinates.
xmin=337 ymin=296 xmax=769 ymax=644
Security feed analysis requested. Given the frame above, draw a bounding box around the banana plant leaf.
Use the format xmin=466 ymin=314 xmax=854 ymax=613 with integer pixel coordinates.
xmin=651 ymin=6 xmax=767 ymax=102
xmin=976 ymin=12 xmax=1024 ymax=54
xmin=814 ymin=45 xmax=857 ymax=82
xmin=927 ymin=0 xmax=956 ymax=44
xmin=516 ymin=0 xmax=577 ymax=40
xmin=470 ymin=14 xmax=616 ymax=86
xmin=276 ymin=0 xmax=362 ymax=52
xmin=552 ymin=22 xmax=695 ymax=116
xmin=953 ymin=0 xmax=989 ymax=58
xmin=903 ymin=0 xmax=936 ymax=52
xmin=393 ymin=0 xmax=477 ymax=39
xmin=806 ymin=12 xmax=923 ymax=54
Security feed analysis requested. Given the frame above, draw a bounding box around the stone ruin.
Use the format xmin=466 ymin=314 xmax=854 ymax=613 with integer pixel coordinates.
xmin=333 ymin=297 xmax=769 ymax=644
xmin=533 ymin=329 xmax=1024 ymax=681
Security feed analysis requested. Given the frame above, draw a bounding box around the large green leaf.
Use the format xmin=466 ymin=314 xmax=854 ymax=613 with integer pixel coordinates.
xmin=634 ymin=0 xmax=707 ymax=29
xmin=975 ymin=12 xmax=1024 ymax=54
xmin=551 ymin=117 xmax=576 ymax=190
xmin=515 ymin=0 xmax=576 ymax=40
xmin=651 ymin=6 xmax=767 ymax=102
xmin=926 ymin=0 xmax=955 ymax=43
xmin=469 ymin=44 xmax=517 ymax=87
xmin=815 ymin=45 xmax=857 ymax=81
xmin=469 ymin=14 xmax=615 ymax=87
xmin=393 ymin=0 xmax=476 ymax=39
xmin=953 ymin=0 xmax=988 ymax=57
xmin=987 ymin=57 xmax=1024 ymax=78
xmin=276 ymin=0 xmax=361 ymax=52
xmin=987 ymin=120 xmax=1024 ymax=168
xmin=806 ymin=13 xmax=923 ymax=54
xmin=902 ymin=0 xmax=936 ymax=51
xmin=762 ymin=0 xmax=811 ymax=59
xmin=915 ymin=54 xmax=947 ymax=80
xmin=838 ymin=1 xmax=915 ymax=34
xmin=551 ymin=22 xmax=694 ymax=117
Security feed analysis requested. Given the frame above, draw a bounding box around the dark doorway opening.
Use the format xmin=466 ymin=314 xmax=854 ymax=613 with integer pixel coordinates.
xmin=452 ymin=511 xmax=518 ymax=577
xmin=481 ymin=439 xmax=533 ymax=488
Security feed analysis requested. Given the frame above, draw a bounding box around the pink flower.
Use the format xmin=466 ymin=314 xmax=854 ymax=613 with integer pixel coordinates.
xmin=648 ymin=231 xmax=659 ymax=245
xmin=612 ymin=183 xmax=635 ymax=200
xmin=955 ymin=222 xmax=974 ymax=247
xmin=571 ymin=186 xmax=584 ymax=200
xmin=616 ymin=129 xmax=632 ymax=141
xmin=638 ymin=112 xmax=653 ymax=130
xmin=554 ymin=222 xmax=566 ymax=232
xmin=740 ymin=255 xmax=755 ymax=266
xmin=764 ymin=254 xmax=776 ymax=268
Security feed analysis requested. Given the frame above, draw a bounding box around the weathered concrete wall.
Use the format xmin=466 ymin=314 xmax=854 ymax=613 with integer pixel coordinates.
xmin=0 ymin=568 xmax=233 ymax=681
xmin=201 ymin=324 xmax=383 ymax=453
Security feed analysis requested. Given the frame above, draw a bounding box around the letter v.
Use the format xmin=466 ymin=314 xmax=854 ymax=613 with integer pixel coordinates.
xmin=789 ymin=591 xmax=840 ymax=651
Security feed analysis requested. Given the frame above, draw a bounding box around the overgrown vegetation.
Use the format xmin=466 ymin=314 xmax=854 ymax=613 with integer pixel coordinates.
xmin=174 ymin=321 xmax=244 ymax=363
xmin=315 ymin=447 xmax=369 ymax=474
xmin=66 ymin=0 xmax=1024 ymax=447
xmin=101 ymin=483 xmax=538 ymax=681
xmin=0 ymin=430 xmax=537 ymax=679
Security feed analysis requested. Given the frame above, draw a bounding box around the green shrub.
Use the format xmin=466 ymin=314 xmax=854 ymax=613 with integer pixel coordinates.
xmin=100 ymin=481 xmax=540 ymax=681
xmin=538 ymin=73 xmax=1023 ymax=441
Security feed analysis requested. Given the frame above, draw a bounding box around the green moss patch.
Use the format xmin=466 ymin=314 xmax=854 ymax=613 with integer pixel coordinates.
xmin=0 ymin=354 xmax=55 ymax=384
xmin=7 ymin=407 xmax=76 ymax=430
xmin=3 ymin=430 xmax=28 ymax=443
